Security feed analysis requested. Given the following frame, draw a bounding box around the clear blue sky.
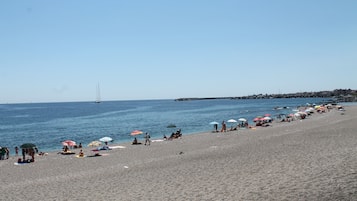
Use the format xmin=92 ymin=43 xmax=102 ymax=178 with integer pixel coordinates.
xmin=1 ymin=0 xmax=356 ymax=103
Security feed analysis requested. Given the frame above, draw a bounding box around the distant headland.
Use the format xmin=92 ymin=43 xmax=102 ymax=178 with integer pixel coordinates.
xmin=175 ymin=89 xmax=357 ymax=102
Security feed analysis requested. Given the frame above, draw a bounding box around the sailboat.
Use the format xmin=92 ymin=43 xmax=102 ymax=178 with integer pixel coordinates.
xmin=95 ymin=83 xmax=101 ymax=103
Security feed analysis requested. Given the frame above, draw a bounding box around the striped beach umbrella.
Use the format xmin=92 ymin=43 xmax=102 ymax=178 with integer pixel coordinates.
xmin=131 ymin=130 xmax=143 ymax=136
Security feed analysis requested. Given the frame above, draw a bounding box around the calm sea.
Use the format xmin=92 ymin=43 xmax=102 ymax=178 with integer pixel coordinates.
xmin=0 ymin=98 xmax=329 ymax=153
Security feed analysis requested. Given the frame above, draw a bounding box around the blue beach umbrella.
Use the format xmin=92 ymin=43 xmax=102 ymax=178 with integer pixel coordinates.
xmin=209 ymin=121 xmax=219 ymax=131
xmin=209 ymin=121 xmax=219 ymax=125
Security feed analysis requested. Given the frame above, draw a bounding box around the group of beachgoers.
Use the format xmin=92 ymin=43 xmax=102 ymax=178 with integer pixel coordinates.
xmin=59 ymin=141 xmax=112 ymax=157
xmin=164 ymin=129 xmax=182 ymax=140
xmin=1 ymin=146 xmax=28 ymax=163
xmin=216 ymin=103 xmax=339 ymax=132
xmin=16 ymin=147 xmax=47 ymax=163
xmin=132 ymin=129 xmax=183 ymax=145
xmin=217 ymin=121 xmax=250 ymax=132
xmin=1 ymin=145 xmax=46 ymax=163
xmin=60 ymin=142 xmax=83 ymax=154
xmin=132 ymin=132 xmax=152 ymax=145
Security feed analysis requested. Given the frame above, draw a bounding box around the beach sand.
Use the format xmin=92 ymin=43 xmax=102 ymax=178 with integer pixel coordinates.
xmin=1 ymin=106 xmax=357 ymax=200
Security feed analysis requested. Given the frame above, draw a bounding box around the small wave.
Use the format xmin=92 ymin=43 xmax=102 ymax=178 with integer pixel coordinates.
xmin=12 ymin=115 xmax=31 ymax=118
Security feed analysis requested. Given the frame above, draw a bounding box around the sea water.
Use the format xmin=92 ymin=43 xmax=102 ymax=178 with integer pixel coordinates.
xmin=0 ymin=98 xmax=329 ymax=153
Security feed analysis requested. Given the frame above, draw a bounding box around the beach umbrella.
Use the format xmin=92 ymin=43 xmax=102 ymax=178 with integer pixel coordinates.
xmin=227 ymin=119 xmax=238 ymax=130
xmin=88 ymin=141 xmax=102 ymax=147
xmin=20 ymin=143 xmax=36 ymax=149
xmin=263 ymin=116 xmax=272 ymax=121
xmin=227 ymin=119 xmax=238 ymax=123
xmin=131 ymin=130 xmax=143 ymax=136
xmin=99 ymin=137 xmax=113 ymax=143
xmin=209 ymin=121 xmax=219 ymax=131
xmin=299 ymin=111 xmax=308 ymax=116
xmin=62 ymin=140 xmax=76 ymax=147
xmin=253 ymin=117 xmax=261 ymax=122
xmin=209 ymin=121 xmax=219 ymax=125
xmin=238 ymin=118 xmax=247 ymax=122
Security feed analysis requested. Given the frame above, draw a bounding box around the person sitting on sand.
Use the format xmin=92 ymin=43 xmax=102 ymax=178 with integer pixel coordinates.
xmin=132 ymin=137 xmax=141 ymax=145
xmin=244 ymin=121 xmax=249 ymax=128
xmin=59 ymin=145 xmax=76 ymax=155
xmin=63 ymin=146 xmax=69 ymax=152
xmin=79 ymin=149 xmax=84 ymax=157
xmin=102 ymin=142 xmax=112 ymax=150
xmin=168 ymin=132 xmax=176 ymax=140
xmin=176 ymin=129 xmax=182 ymax=136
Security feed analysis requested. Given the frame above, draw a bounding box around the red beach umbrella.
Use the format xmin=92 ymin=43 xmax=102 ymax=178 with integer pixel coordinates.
xmin=253 ymin=117 xmax=261 ymax=122
xmin=62 ymin=140 xmax=76 ymax=147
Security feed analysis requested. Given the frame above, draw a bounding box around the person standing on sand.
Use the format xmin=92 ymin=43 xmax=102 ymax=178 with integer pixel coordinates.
xmin=6 ymin=147 xmax=9 ymax=159
xmin=221 ymin=121 xmax=226 ymax=132
xmin=144 ymin=132 xmax=151 ymax=146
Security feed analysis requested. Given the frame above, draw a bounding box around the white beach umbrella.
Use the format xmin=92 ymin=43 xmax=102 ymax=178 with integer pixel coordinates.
xmin=88 ymin=141 xmax=102 ymax=147
xmin=238 ymin=118 xmax=247 ymax=122
xmin=227 ymin=119 xmax=238 ymax=130
xmin=99 ymin=137 xmax=113 ymax=143
xmin=227 ymin=119 xmax=238 ymax=123
xmin=263 ymin=116 xmax=272 ymax=121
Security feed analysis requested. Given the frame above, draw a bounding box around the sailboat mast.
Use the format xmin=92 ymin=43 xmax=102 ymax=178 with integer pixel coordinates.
xmin=95 ymin=83 xmax=101 ymax=103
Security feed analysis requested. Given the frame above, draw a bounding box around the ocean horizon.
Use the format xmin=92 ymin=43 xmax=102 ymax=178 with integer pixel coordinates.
xmin=0 ymin=98 xmax=332 ymax=154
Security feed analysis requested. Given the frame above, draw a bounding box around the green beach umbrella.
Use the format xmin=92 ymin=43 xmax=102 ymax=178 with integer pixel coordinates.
xmin=20 ymin=143 xmax=36 ymax=149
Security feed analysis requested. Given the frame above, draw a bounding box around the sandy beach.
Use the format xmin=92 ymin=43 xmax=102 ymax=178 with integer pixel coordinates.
xmin=1 ymin=105 xmax=357 ymax=201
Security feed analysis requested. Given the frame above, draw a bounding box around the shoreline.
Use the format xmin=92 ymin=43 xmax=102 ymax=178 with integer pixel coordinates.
xmin=1 ymin=99 xmax=354 ymax=155
xmin=2 ymin=104 xmax=349 ymax=160
xmin=1 ymin=105 xmax=356 ymax=200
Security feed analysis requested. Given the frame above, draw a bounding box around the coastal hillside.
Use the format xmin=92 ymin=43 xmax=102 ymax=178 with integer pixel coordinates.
xmin=175 ymin=89 xmax=357 ymax=102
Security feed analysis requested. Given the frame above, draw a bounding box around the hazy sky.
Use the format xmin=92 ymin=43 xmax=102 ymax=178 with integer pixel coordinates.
xmin=1 ymin=0 xmax=356 ymax=103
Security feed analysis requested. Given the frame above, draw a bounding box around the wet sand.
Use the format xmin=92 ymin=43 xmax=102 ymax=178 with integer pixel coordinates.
xmin=1 ymin=106 xmax=356 ymax=200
